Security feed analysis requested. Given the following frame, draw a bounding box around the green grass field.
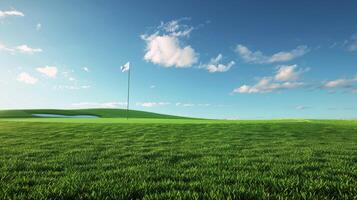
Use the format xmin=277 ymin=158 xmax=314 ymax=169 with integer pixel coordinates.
xmin=0 ymin=109 xmax=191 ymax=119
xmin=0 ymin=109 xmax=356 ymax=199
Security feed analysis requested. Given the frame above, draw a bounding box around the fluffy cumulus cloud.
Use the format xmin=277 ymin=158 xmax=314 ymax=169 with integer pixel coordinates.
xmin=0 ymin=9 xmax=24 ymax=18
xmin=36 ymin=66 xmax=58 ymax=78
xmin=142 ymin=19 xmax=198 ymax=68
xmin=274 ymin=64 xmax=308 ymax=81
xmin=203 ymin=54 xmax=235 ymax=73
xmin=324 ymin=79 xmax=352 ymax=88
xmin=17 ymin=72 xmax=38 ymax=85
xmin=235 ymin=44 xmax=309 ymax=64
xmin=142 ymin=35 xmax=197 ymax=67
xmin=136 ymin=102 xmax=170 ymax=107
xmin=233 ymin=65 xmax=307 ymax=94
xmin=233 ymin=77 xmax=304 ymax=94
xmin=323 ymin=75 xmax=357 ymax=90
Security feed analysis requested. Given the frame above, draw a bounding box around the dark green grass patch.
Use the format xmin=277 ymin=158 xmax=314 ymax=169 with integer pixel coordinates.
xmin=0 ymin=109 xmax=192 ymax=119
xmin=0 ymin=121 xmax=356 ymax=199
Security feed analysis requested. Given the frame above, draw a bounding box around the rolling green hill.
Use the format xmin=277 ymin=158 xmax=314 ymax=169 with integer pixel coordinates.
xmin=0 ymin=109 xmax=191 ymax=119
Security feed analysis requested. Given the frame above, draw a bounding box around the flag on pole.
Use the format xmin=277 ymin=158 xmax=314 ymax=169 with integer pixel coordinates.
xmin=121 ymin=62 xmax=131 ymax=119
xmin=121 ymin=62 xmax=130 ymax=72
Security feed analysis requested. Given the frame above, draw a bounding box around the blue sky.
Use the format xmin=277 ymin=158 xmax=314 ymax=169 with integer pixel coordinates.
xmin=0 ymin=0 xmax=357 ymax=119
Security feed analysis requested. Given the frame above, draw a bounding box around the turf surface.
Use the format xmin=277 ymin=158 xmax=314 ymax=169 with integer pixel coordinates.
xmin=0 ymin=119 xmax=356 ymax=199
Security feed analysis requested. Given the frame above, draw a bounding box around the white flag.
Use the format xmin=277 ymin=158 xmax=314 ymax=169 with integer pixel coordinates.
xmin=121 ymin=62 xmax=130 ymax=72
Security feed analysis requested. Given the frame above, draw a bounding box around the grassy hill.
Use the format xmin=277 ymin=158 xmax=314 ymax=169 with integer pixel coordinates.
xmin=0 ymin=108 xmax=191 ymax=119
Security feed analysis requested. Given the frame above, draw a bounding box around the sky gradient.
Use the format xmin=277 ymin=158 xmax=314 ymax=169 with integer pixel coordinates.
xmin=1 ymin=0 xmax=357 ymax=119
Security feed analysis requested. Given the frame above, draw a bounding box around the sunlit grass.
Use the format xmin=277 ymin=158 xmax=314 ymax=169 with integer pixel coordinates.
xmin=0 ymin=120 xmax=356 ymax=199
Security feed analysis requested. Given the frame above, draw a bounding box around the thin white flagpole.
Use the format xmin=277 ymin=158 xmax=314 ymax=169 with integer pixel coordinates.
xmin=126 ymin=65 xmax=131 ymax=120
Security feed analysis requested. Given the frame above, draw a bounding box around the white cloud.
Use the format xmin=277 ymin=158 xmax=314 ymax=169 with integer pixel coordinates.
xmin=36 ymin=66 xmax=58 ymax=78
xmin=17 ymin=72 xmax=38 ymax=85
xmin=150 ymin=85 xmax=156 ymax=89
xmin=0 ymin=43 xmax=42 ymax=54
xmin=71 ymin=102 xmax=126 ymax=108
xmin=274 ymin=64 xmax=308 ymax=81
xmin=235 ymin=45 xmax=265 ymax=63
xmin=269 ymin=46 xmax=308 ymax=63
xmin=0 ymin=42 xmax=14 ymax=53
xmin=233 ymin=77 xmax=304 ymax=94
xmin=323 ymin=79 xmax=354 ymax=88
xmin=235 ymin=44 xmax=309 ymax=64
xmin=324 ymin=79 xmax=353 ymax=88
xmin=15 ymin=45 xmax=42 ymax=54
xmin=203 ymin=54 xmax=235 ymax=73
xmin=36 ymin=23 xmax=42 ymax=31
xmin=142 ymin=34 xmax=197 ymax=68
xmin=233 ymin=65 xmax=307 ymax=94
xmin=320 ymin=75 xmax=357 ymax=93
xmin=0 ymin=10 xmax=24 ymax=18
xmin=82 ymin=67 xmax=90 ymax=72
xmin=142 ymin=19 xmax=198 ymax=68
xmin=136 ymin=102 xmax=170 ymax=107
